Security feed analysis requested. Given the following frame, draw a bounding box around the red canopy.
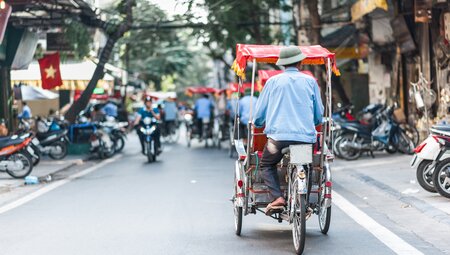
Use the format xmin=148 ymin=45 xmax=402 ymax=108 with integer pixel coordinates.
xmin=258 ymin=70 xmax=283 ymax=86
xmin=228 ymin=82 xmax=262 ymax=93
xmin=258 ymin=70 xmax=318 ymax=87
xmin=232 ymin=44 xmax=340 ymax=79
xmin=185 ymin=87 xmax=222 ymax=96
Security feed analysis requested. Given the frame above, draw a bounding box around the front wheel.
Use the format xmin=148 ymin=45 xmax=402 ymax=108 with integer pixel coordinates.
xmin=6 ymin=151 xmax=33 ymax=178
xmin=337 ymin=134 xmax=361 ymax=161
xmin=292 ymin=194 xmax=306 ymax=255
xmin=114 ymin=136 xmax=125 ymax=153
xmin=146 ymin=141 xmax=155 ymax=163
xmin=30 ymin=143 xmax=41 ymax=166
xmin=394 ymin=130 xmax=414 ymax=155
xmin=48 ymin=141 xmax=68 ymax=160
xmin=416 ymin=160 xmax=436 ymax=193
xmin=433 ymin=158 xmax=450 ymax=198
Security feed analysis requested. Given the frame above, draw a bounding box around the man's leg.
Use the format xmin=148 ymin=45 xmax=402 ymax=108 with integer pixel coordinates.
xmin=260 ymin=139 xmax=285 ymax=202
xmin=136 ymin=128 xmax=145 ymax=154
xmin=154 ymin=125 xmax=161 ymax=154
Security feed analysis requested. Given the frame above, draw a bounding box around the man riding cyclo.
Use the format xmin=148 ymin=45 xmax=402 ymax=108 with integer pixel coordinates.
xmin=134 ymin=96 xmax=162 ymax=155
xmin=194 ymin=94 xmax=214 ymax=141
xmin=253 ymin=46 xmax=324 ymax=215
xmin=162 ymin=97 xmax=178 ymax=136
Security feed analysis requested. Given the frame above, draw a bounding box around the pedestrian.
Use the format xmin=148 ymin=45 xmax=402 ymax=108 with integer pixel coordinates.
xmin=18 ymin=101 xmax=32 ymax=120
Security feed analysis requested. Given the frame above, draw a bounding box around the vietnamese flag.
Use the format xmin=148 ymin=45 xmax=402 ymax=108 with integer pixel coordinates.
xmin=38 ymin=53 xmax=63 ymax=90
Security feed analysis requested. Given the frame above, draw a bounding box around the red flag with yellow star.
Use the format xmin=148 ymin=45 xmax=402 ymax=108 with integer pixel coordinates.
xmin=38 ymin=53 xmax=63 ymax=90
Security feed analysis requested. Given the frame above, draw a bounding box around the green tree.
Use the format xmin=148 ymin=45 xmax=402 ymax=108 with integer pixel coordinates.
xmin=184 ymin=0 xmax=289 ymax=68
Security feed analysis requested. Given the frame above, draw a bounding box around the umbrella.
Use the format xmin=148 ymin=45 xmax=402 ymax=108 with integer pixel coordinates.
xmin=15 ymin=85 xmax=59 ymax=100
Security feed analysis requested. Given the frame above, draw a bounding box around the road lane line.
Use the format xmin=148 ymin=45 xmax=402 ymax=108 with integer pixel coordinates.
xmin=333 ymin=191 xmax=424 ymax=255
xmin=0 ymin=155 xmax=122 ymax=215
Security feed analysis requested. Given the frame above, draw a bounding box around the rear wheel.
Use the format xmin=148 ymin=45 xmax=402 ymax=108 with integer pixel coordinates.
xmin=48 ymin=141 xmax=68 ymax=160
xmin=394 ymin=130 xmax=414 ymax=155
xmin=433 ymin=158 xmax=450 ymax=198
xmin=292 ymin=194 xmax=306 ymax=255
xmin=233 ymin=169 xmax=243 ymax=236
xmin=114 ymin=136 xmax=125 ymax=153
xmin=416 ymin=160 xmax=436 ymax=193
xmin=337 ymin=134 xmax=361 ymax=160
xmin=318 ymin=170 xmax=331 ymax=234
xmin=6 ymin=151 xmax=33 ymax=178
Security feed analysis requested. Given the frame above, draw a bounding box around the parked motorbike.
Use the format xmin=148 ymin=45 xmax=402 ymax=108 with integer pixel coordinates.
xmin=140 ymin=117 xmax=159 ymax=163
xmin=336 ymin=105 xmax=415 ymax=160
xmin=430 ymin=126 xmax=450 ymax=198
xmin=101 ymin=117 xmax=128 ymax=153
xmin=411 ymin=125 xmax=450 ymax=193
xmin=90 ymin=123 xmax=116 ymax=159
xmin=0 ymin=135 xmax=34 ymax=178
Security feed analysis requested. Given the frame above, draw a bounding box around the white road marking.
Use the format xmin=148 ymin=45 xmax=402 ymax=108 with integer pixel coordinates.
xmin=0 ymin=155 xmax=122 ymax=215
xmin=333 ymin=191 xmax=424 ymax=255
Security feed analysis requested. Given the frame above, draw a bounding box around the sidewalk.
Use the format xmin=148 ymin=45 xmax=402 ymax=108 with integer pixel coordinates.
xmin=0 ymin=155 xmax=85 ymax=194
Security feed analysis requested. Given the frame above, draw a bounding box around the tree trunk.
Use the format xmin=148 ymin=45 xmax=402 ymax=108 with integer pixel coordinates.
xmin=65 ymin=36 xmax=118 ymax=123
xmin=64 ymin=0 xmax=134 ymax=123
xmin=305 ymin=0 xmax=324 ymax=87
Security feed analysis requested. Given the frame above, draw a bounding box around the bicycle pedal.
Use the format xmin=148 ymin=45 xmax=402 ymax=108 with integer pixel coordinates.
xmin=305 ymin=207 xmax=313 ymax=220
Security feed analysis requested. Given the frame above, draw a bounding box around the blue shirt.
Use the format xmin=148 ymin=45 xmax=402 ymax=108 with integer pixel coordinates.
xmin=102 ymin=103 xmax=118 ymax=117
xmin=194 ymin=97 xmax=213 ymax=119
xmin=239 ymin=95 xmax=258 ymax=124
xmin=163 ymin=101 xmax=178 ymax=121
xmin=19 ymin=105 xmax=32 ymax=119
xmin=253 ymin=67 xmax=324 ymax=143
xmin=138 ymin=107 xmax=160 ymax=123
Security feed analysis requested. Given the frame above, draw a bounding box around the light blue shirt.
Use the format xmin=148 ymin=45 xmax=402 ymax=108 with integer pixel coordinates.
xmin=19 ymin=105 xmax=32 ymax=119
xmin=239 ymin=95 xmax=258 ymax=124
xmin=163 ymin=101 xmax=177 ymax=121
xmin=194 ymin=97 xmax=213 ymax=119
xmin=253 ymin=67 xmax=324 ymax=143
xmin=227 ymin=97 xmax=239 ymax=118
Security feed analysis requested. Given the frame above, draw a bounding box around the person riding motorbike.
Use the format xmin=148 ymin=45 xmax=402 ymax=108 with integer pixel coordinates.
xmin=194 ymin=94 xmax=214 ymax=140
xmin=253 ymin=46 xmax=324 ymax=214
xmin=134 ymin=96 xmax=162 ymax=155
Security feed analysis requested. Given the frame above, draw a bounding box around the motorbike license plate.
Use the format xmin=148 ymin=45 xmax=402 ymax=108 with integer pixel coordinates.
xmin=91 ymin=140 xmax=100 ymax=147
xmin=32 ymin=138 xmax=39 ymax=145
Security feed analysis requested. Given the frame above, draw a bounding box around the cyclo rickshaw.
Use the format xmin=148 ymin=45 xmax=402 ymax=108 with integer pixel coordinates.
xmin=184 ymin=86 xmax=219 ymax=148
xmin=230 ymin=44 xmax=339 ymax=255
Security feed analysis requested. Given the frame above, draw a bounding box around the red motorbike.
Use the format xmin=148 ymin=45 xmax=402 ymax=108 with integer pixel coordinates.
xmin=0 ymin=135 xmax=34 ymax=178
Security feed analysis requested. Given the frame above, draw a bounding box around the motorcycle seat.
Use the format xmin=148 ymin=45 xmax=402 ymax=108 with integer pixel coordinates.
xmin=0 ymin=137 xmax=24 ymax=148
xmin=37 ymin=130 xmax=65 ymax=140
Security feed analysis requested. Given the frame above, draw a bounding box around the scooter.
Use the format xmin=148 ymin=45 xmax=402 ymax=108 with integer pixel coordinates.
xmin=0 ymin=135 xmax=34 ymax=178
xmin=411 ymin=125 xmax=450 ymax=192
xmin=432 ymin=135 xmax=450 ymax=198
xmin=90 ymin=123 xmax=116 ymax=159
xmin=35 ymin=129 xmax=69 ymax=160
xmin=140 ymin=117 xmax=159 ymax=163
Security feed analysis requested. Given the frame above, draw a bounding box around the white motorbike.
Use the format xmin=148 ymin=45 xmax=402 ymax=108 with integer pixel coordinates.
xmin=411 ymin=125 xmax=450 ymax=193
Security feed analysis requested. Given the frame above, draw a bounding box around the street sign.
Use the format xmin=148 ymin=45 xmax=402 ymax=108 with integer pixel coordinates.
xmin=46 ymin=33 xmax=73 ymax=51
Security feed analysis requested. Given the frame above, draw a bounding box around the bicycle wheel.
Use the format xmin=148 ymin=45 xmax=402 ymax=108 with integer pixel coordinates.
xmin=292 ymin=194 xmax=306 ymax=255
xmin=318 ymin=172 xmax=331 ymax=234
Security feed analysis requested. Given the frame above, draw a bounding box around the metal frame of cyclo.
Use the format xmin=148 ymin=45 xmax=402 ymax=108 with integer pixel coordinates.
xmin=234 ymin=58 xmax=334 ymax=170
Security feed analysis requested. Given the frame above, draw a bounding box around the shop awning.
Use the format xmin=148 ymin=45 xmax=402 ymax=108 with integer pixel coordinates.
xmin=11 ymin=61 xmax=114 ymax=81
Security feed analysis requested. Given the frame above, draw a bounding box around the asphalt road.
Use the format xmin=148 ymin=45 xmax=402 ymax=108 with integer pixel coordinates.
xmin=0 ymin=133 xmax=448 ymax=255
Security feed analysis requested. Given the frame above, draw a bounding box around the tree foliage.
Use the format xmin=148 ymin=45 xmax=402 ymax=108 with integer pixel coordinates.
xmin=183 ymin=0 xmax=291 ymax=66
xmin=116 ymin=0 xmax=207 ymax=91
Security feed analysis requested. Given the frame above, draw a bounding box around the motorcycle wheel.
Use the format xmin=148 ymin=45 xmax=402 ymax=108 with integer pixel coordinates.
xmin=48 ymin=141 xmax=68 ymax=160
xmin=385 ymin=145 xmax=397 ymax=154
xmin=147 ymin=141 xmax=155 ymax=163
xmin=416 ymin=160 xmax=437 ymax=193
xmin=114 ymin=136 xmax=125 ymax=153
xmin=6 ymin=151 xmax=33 ymax=179
xmin=394 ymin=130 xmax=415 ymax=155
xmin=337 ymin=134 xmax=361 ymax=161
xmin=400 ymin=124 xmax=420 ymax=146
xmin=432 ymin=158 xmax=450 ymax=198
xmin=30 ymin=143 xmax=41 ymax=166
xmin=333 ymin=136 xmax=344 ymax=159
